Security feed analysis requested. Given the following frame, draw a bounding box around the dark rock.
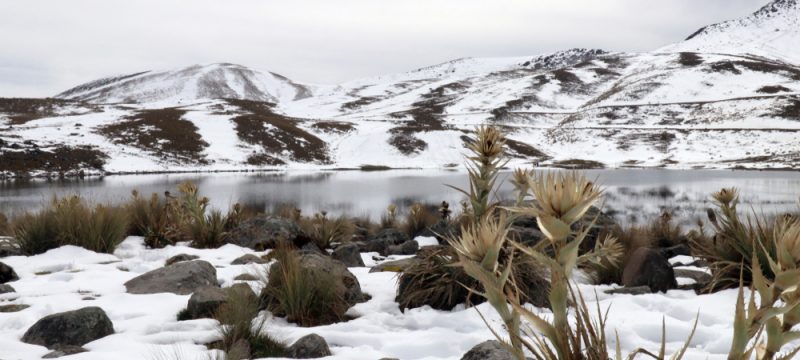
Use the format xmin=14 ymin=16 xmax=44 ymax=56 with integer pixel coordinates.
xmin=673 ymin=268 xmax=712 ymax=285
xmin=227 ymin=216 xmax=308 ymax=250
xmin=361 ymin=229 xmax=410 ymax=256
xmin=22 ymin=307 xmax=114 ymax=349
xmin=604 ymin=286 xmax=652 ymax=295
xmin=124 ymin=260 xmax=218 ymax=295
xmin=165 ymin=254 xmax=199 ymax=266
xmin=287 ymin=334 xmax=332 ymax=359
xmin=300 ymin=242 xmax=324 ymax=255
xmin=386 ymin=240 xmax=418 ymax=256
xmin=419 ymin=220 xmax=457 ymax=243
xmin=0 ymin=283 xmax=15 ymax=294
xmin=0 ymin=261 xmax=19 ymax=283
xmin=187 ymin=286 xmax=228 ymax=319
xmin=659 ymin=244 xmax=691 ymax=259
xmin=228 ymin=283 xmax=258 ymax=302
xmin=231 ymin=254 xmax=268 ymax=265
xmin=460 ymin=340 xmax=515 ymax=360
xmin=332 ymin=243 xmax=365 ymax=267
xmin=0 ymin=236 xmax=22 ymax=257
xmin=42 ymin=345 xmax=87 ymax=358
xmin=234 ymin=273 xmax=259 ymax=281
xmin=0 ymin=304 xmax=30 ymax=312
xmin=622 ymin=247 xmax=677 ymax=293
xmin=369 ymin=258 xmax=421 ymax=273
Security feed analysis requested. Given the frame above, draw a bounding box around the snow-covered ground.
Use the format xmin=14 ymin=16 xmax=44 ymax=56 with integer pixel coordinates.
xmin=0 ymin=237 xmax=750 ymax=360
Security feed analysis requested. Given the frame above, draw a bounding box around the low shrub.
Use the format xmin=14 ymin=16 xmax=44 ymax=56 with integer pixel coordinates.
xmin=300 ymin=212 xmax=354 ymax=250
xmin=0 ymin=213 xmax=9 ymax=236
xmin=380 ymin=204 xmax=398 ymax=229
xmin=13 ymin=196 xmax=129 ymax=255
xmin=215 ymin=285 xmax=286 ymax=359
xmin=402 ymin=203 xmax=438 ymax=238
xmin=260 ymin=244 xmax=348 ymax=326
xmin=126 ymin=191 xmax=182 ymax=248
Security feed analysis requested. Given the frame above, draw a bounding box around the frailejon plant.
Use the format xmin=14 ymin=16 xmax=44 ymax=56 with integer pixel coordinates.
xmin=728 ymin=218 xmax=800 ymax=360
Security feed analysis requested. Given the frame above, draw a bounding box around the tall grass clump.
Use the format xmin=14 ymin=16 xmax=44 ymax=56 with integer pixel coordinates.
xmin=300 ymin=211 xmax=354 ymax=250
xmin=260 ymin=243 xmax=348 ymax=326
xmin=380 ymin=204 xmax=398 ymax=229
xmin=728 ymin=218 xmax=800 ymax=359
xmin=13 ymin=196 xmax=128 ymax=255
xmin=450 ymin=126 xmax=694 ymax=360
xmin=126 ymin=190 xmax=182 ymax=248
xmin=691 ymin=188 xmax=777 ymax=291
xmin=215 ymin=286 xmax=286 ymax=359
xmin=0 ymin=213 xmax=9 ymax=236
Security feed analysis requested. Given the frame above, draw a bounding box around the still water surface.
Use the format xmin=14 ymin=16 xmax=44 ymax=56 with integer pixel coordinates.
xmin=1 ymin=169 xmax=799 ymax=225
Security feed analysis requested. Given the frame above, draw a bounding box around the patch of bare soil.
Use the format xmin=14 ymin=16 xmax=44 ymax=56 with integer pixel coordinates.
xmin=706 ymin=60 xmax=800 ymax=80
xmin=341 ymin=96 xmax=382 ymax=111
xmin=773 ymin=98 xmax=800 ymax=120
xmin=387 ymin=82 xmax=466 ymax=155
xmin=225 ymin=99 xmax=331 ymax=164
xmin=491 ymin=75 xmax=550 ymax=121
xmin=757 ymin=85 xmax=792 ymax=94
xmin=0 ymin=145 xmax=107 ymax=177
xmin=678 ymin=52 xmax=703 ymax=66
xmin=245 ymin=153 xmax=285 ymax=166
xmin=549 ymin=159 xmax=605 ymax=169
xmin=310 ymin=121 xmax=356 ymax=134
xmin=617 ymin=131 xmax=676 ymax=153
xmin=97 ymin=108 xmax=209 ymax=164
xmin=0 ymin=98 xmax=95 ymax=125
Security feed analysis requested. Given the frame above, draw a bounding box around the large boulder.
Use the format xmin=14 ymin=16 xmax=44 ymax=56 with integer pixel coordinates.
xmin=165 ymin=254 xmax=199 ymax=266
xmin=0 ymin=261 xmax=18 ymax=284
xmin=332 ymin=243 xmax=365 ymax=267
xmin=622 ymin=247 xmax=677 ymax=293
xmin=460 ymin=340 xmax=515 ymax=360
xmin=124 ymin=260 xmax=218 ymax=295
xmin=287 ymin=334 xmax=332 ymax=359
xmin=360 ymin=229 xmax=411 ymax=256
xmin=265 ymin=252 xmax=364 ymax=306
xmin=187 ymin=286 xmax=227 ymax=319
xmin=22 ymin=307 xmax=114 ymax=349
xmin=227 ymin=216 xmax=308 ymax=250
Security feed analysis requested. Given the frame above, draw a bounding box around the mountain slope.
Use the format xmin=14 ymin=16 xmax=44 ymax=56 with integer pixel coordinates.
xmin=1 ymin=0 xmax=799 ymax=177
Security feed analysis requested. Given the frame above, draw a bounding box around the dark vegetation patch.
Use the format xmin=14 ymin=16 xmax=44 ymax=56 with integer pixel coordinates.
xmin=246 ymin=153 xmax=286 ymax=166
xmin=617 ymin=131 xmax=677 ymax=153
xmin=773 ymin=98 xmax=800 ymax=120
xmin=0 ymin=145 xmax=107 ymax=177
xmin=678 ymin=52 xmax=703 ymax=66
xmin=590 ymin=67 xmax=620 ymax=77
xmin=359 ymin=165 xmax=392 ymax=171
xmin=708 ymin=61 xmax=741 ymax=75
xmin=505 ymin=138 xmax=550 ymax=160
xmin=757 ymin=85 xmax=792 ymax=94
xmin=309 ymin=121 xmax=356 ymax=134
xmin=707 ymin=60 xmax=800 ymax=80
xmin=387 ymin=82 xmax=466 ymax=155
xmin=549 ymin=159 xmax=605 ymax=169
xmin=490 ymin=75 xmax=550 ymax=121
xmin=97 ymin=108 xmax=209 ymax=164
xmin=0 ymin=98 xmax=94 ymax=125
xmin=552 ymin=69 xmax=582 ymax=84
xmin=224 ymin=99 xmax=331 ymax=164
xmin=340 ymin=96 xmax=382 ymax=111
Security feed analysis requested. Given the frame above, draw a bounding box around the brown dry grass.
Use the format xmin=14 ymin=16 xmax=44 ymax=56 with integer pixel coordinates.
xmin=0 ymin=146 xmax=107 ymax=175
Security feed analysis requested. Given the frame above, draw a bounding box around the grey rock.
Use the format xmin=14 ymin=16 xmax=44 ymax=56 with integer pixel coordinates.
xmin=674 ymin=268 xmax=712 ymax=285
xmin=234 ymin=273 xmax=259 ymax=281
xmin=0 ymin=261 xmax=18 ymax=283
xmin=361 ymin=229 xmax=410 ymax=256
xmin=0 ymin=236 xmax=22 ymax=257
xmin=22 ymin=307 xmax=114 ymax=349
xmin=228 ymin=283 xmax=258 ymax=303
xmin=231 ymin=254 xmax=268 ymax=265
xmin=386 ymin=240 xmax=418 ymax=256
xmin=227 ymin=216 xmax=308 ymax=250
xmin=421 ymin=219 xmax=458 ymax=243
xmin=0 ymin=283 xmax=15 ymax=294
xmin=124 ymin=260 xmax=218 ymax=295
xmin=332 ymin=243 xmax=365 ymax=267
xmin=300 ymin=242 xmax=324 ymax=254
xmin=42 ymin=345 xmax=87 ymax=358
xmin=267 ymin=252 xmax=364 ymax=305
xmin=460 ymin=340 xmax=515 ymax=360
xmin=187 ymin=286 xmax=228 ymax=319
xmin=604 ymin=286 xmax=652 ymax=296
xmin=165 ymin=254 xmax=199 ymax=266
xmin=622 ymin=247 xmax=677 ymax=293
xmin=369 ymin=258 xmax=421 ymax=273
xmin=287 ymin=334 xmax=332 ymax=359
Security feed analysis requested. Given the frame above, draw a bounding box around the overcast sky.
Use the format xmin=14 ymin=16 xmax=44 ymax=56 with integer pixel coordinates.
xmin=0 ymin=0 xmax=770 ymax=97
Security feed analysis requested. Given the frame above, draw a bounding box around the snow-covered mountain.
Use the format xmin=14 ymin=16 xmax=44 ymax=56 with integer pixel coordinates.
xmin=1 ymin=0 xmax=799 ymax=177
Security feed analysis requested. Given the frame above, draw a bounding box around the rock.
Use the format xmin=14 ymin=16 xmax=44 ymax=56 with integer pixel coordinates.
xmin=0 ymin=261 xmax=19 ymax=283
xmin=604 ymin=286 xmax=652 ymax=296
xmin=460 ymin=340 xmax=515 ymax=360
xmin=361 ymin=229 xmax=411 ymax=256
xmin=508 ymin=226 xmax=545 ymax=247
xmin=227 ymin=216 xmax=308 ymax=250
xmin=0 ymin=283 xmax=15 ymax=294
xmin=622 ymin=247 xmax=677 ymax=293
xmin=658 ymin=244 xmax=691 ymax=259
xmin=165 ymin=254 xmax=199 ymax=266
xmin=674 ymin=268 xmax=712 ymax=285
xmin=419 ymin=220 xmax=457 ymax=243
xmin=42 ymin=345 xmax=87 ymax=358
xmin=332 ymin=243 xmax=365 ymax=267
xmin=267 ymin=252 xmax=364 ymax=305
xmin=22 ymin=307 xmax=114 ymax=349
xmin=124 ymin=260 xmax=218 ymax=295
xmin=231 ymin=254 xmax=268 ymax=265
xmin=187 ymin=286 xmax=228 ymax=319
xmin=287 ymin=334 xmax=332 ymax=359
xmin=234 ymin=273 xmax=259 ymax=281
xmin=300 ymin=242 xmax=324 ymax=255
xmin=386 ymin=240 xmax=418 ymax=256
xmin=0 ymin=236 xmax=22 ymax=257
xmin=369 ymin=258 xmax=421 ymax=273
xmin=228 ymin=283 xmax=258 ymax=302
xmin=0 ymin=304 xmax=30 ymax=312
